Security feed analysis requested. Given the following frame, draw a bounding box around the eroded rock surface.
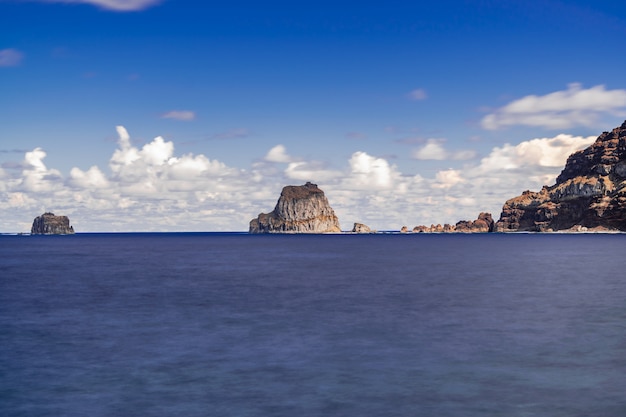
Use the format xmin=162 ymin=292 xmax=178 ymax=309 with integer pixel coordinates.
xmin=496 ymin=120 xmax=626 ymax=232
xmin=249 ymin=182 xmax=341 ymax=233
xmin=31 ymin=212 xmax=75 ymax=235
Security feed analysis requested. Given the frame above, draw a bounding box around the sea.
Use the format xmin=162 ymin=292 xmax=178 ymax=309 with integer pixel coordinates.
xmin=1 ymin=232 xmax=625 ymax=417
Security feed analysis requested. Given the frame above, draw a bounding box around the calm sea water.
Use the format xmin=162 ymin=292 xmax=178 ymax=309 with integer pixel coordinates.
xmin=1 ymin=233 xmax=625 ymax=417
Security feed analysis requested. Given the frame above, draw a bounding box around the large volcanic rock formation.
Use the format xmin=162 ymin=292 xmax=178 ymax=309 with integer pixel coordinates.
xmin=496 ymin=120 xmax=626 ymax=232
xmin=249 ymin=182 xmax=341 ymax=233
xmin=31 ymin=212 xmax=75 ymax=235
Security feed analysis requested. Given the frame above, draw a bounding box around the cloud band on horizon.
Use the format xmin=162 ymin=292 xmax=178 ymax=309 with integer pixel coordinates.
xmin=0 ymin=126 xmax=597 ymax=232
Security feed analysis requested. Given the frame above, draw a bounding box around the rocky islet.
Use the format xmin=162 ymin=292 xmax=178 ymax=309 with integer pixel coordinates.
xmin=31 ymin=212 xmax=75 ymax=235
xmin=249 ymin=182 xmax=341 ymax=233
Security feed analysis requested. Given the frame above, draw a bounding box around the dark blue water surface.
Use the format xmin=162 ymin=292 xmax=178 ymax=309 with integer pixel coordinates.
xmin=1 ymin=233 xmax=626 ymax=416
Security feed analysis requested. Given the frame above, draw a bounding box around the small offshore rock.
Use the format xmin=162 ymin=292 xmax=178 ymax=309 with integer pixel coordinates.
xmin=31 ymin=212 xmax=75 ymax=235
xmin=352 ymin=222 xmax=372 ymax=233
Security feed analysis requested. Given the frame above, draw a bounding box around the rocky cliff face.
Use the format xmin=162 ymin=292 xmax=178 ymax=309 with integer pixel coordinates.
xmin=413 ymin=212 xmax=494 ymax=233
xmin=31 ymin=212 xmax=75 ymax=235
xmin=496 ymin=120 xmax=626 ymax=232
xmin=249 ymin=182 xmax=341 ymax=233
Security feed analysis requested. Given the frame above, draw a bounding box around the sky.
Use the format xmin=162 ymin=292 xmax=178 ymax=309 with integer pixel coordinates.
xmin=2 ymin=0 xmax=626 ymax=232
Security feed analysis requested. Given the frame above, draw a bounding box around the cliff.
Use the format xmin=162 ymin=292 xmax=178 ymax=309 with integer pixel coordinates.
xmin=249 ymin=182 xmax=341 ymax=233
xmin=496 ymin=120 xmax=626 ymax=232
xmin=412 ymin=212 xmax=495 ymax=233
xmin=31 ymin=212 xmax=75 ymax=235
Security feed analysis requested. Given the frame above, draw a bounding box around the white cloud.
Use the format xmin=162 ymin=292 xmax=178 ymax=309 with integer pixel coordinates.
xmin=482 ymin=83 xmax=626 ymax=130
xmin=38 ymin=0 xmax=161 ymax=11
xmin=285 ymin=161 xmax=342 ymax=182
xmin=413 ymin=139 xmax=447 ymax=160
xmin=0 ymin=48 xmax=24 ymax=67
xmin=0 ymin=127 xmax=604 ymax=233
xmin=347 ymin=151 xmax=396 ymax=189
xmin=161 ymin=110 xmax=196 ymax=121
xmin=21 ymin=148 xmax=64 ymax=193
xmin=69 ymin=166 xmax=109 ymax=188
xmin=408 ymin=88 xmax=428 ymax=101
xmin=140 ymin=136 xmax=173 ymax=166
xmin=264 ymin=145 xmax=293 ymax=163
xmin=432 ymin=169 xmax=464 ymax=189
xmin=412 ymin=139 xmax=477 ymax=161
xmin=473 ymin=134 xmax=596 ymax=173
xmin=166 ymin=154 xmax=224 ymax=180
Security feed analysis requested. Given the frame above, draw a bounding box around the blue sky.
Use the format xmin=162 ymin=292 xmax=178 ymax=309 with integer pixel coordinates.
xmin=2 ymin=0 xmax=626 ymax=232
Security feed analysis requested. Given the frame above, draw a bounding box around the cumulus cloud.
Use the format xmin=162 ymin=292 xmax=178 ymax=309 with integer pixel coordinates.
xmin=471 ymin=134 xmax=596 ymax=180
xmin=21 ymin=148 xmax=64 ymax=192
xmin=412 ymin=139 xmax=477 ymax=161
xmin=36 ymin=0 xmax=161 ymax=11
xmin=413 ymin=139 xmax=447 ymax=160
xmin=347 ymin=151 xmax=396 ymax=189
xmin=482 ymin=83 xmax=626 ymax=130
xmin=408 ymin=88 xmax=428 ymax=101
xmin=69 ymin=166 xmax=109 ymax=188
xmin=432 ymin=169 xmax=464 ymax=189
xmin=161 ymin=110 xmax=196 ymax=121
xmin=264 ymin=145 xmax=293 ymax=163
xmin=0 ymin=49 xmax=24 ymax=67
xmin=0 ymin=126 xmax=602 ymax=233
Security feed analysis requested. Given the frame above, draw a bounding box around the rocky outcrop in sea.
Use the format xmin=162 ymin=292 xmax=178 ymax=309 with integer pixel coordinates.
xmin=496 ymin=120 xmax=626 ymax=232
xmin=412 ymin=212 xmax=494 ymax=233
xmin=31 ymin=212 xmax=75 ymax=235
xmin=352 ymin=222 xmax=373 ymax=233
xmin=249 ymin=182 xmax=341 ymax=233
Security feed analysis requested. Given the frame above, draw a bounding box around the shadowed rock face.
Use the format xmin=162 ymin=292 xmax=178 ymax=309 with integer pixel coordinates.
xmin=249 ymin=182 xmax=341 ymax=233
xmin=31 ymin=212 xmax=75 ymax=235
xmin=496 ymin=120 xmax=626 ymax=232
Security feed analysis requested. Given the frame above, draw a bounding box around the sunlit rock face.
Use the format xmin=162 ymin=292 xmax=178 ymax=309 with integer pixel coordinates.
xmin=249 ymin=182 xmax=341 ymax=233
xmin=496 ymin=120 xmax=626 ymax=232
xmin=31 ymin=212 xmax=75 ymax=235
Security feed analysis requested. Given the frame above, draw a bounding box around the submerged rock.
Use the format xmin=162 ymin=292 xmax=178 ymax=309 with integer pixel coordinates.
xmin=31 ymin=212 xmax=75 ymax=235
xmin=249 ymin=182 xmax=341 ymax=233
xmin=496 ymin=120 xmax=626 ymax=232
